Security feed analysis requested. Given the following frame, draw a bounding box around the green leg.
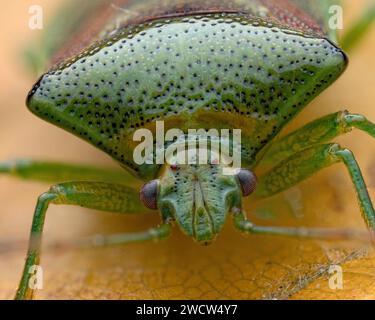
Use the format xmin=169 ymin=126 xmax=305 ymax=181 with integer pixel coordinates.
xmin=24 ymin=0 xmax=103 ymax=75
xmin=75 ymin=225 xmax=171 ymax=248
xmin=254 ymin=143 xmax=375 ymax=232
xmin=15 ymin=181 xmax=168 ymax=300
xmin=259 ymin=110 xmax=375 ymax=168
xmin=341 ymin=1 xmax=375 ymax=52
xmin=233 ymin=210 xmax=368 ymax=240
xmin=0 ymin=159 xmax=139 ymax=185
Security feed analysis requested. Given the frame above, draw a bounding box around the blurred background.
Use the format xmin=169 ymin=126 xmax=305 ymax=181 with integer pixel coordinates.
xmin=0 ymin=0 xmax=374 ymax=299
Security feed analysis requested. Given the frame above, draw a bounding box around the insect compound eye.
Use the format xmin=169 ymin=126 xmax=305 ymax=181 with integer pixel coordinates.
xmin=236 ymin=169 xmax=257 ymax=197
xmin=140 ymin=180 xmax=159 ymax=210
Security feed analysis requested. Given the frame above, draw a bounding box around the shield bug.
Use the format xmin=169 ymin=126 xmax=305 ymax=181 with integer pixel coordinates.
xmin=2 ymin=0 xmax=374 ymax=299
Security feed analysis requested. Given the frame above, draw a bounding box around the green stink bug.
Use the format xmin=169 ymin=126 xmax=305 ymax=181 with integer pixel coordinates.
xmin=1 ymin=0 xmax=374 ymax=299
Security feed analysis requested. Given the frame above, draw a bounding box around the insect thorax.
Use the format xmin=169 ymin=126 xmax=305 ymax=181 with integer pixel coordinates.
xmin=27 ymin=13 xmax=347 ymax=180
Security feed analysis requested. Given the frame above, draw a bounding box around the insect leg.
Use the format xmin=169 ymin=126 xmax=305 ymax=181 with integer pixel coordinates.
xmin=258 ymin=111 xmax=375 ymax=169
xmin=24 ymin=0 xmax=103 ymax=75
xmin=15 ymin=180 xmax=161 ymax=300
xmin=0 ymin=159 xmax=139 ymax=185
xmin=254 ymin=143 xmax=375 ymax=233
xmin=341 ymin=2 xmax=375 ymax=51
xmin=233 ymin=210 xmax=368 ymax=240
xmin=74 ymin=225 xmax=171 ymax=249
